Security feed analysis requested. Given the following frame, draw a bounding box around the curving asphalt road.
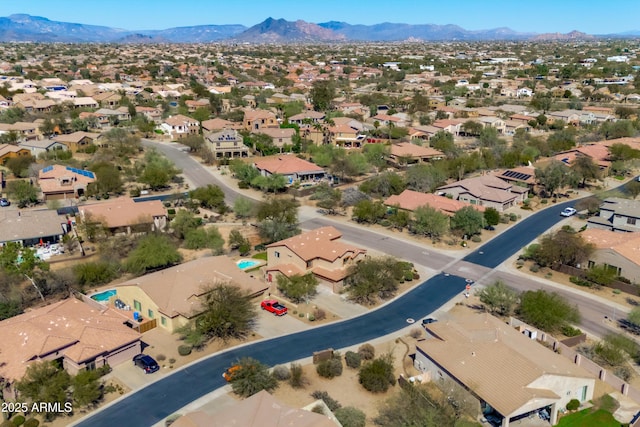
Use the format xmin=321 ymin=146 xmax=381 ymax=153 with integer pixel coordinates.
xmin=74 ymin=140 xmax=627 ymax=426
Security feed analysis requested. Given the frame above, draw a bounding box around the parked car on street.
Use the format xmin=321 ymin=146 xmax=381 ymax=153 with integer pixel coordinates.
xmin=133 ymin=354 xmax=159 ymax=374
xmin=560 ymin=207 xmax=577 ymax=217
xmin=261 ymin=299 xmax=288 ymax=316
xmin=0 ymin=199 xmax=10 ymax=207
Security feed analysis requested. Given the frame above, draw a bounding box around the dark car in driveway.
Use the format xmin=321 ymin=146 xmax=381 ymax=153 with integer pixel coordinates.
xmin=133 ymin=354 xmax=159 ymax=374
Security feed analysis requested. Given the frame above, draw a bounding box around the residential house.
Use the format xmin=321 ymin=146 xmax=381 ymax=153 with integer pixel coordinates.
xmin=185 ymin=99 xmax=209 ymax=113
xmin=72 ymin=97 xmax=99 ymax=109
xmin=0 ymin=209 xmax=66 ymax=246
xmin=254 ymin=156 xmax=326 ymax=183
xmin=78 ymin=198 xmax=168 ymax=235
xmin=254 ymin=127 xmax=296 ymax=151
xmin=437 ymin=175 xmax=528 ymax=211
xmin=38 ymin=164 xmax=96 ymax=200
xmin=371 ymin=114 xmax=405 ymax=127
xmin=136 ymin=106 xmax=163 ymax=124
xmin=516 ymin=87 xmax=533 ymax=97
xmin=92 ymin=91 xmax=121 ymax=108
xmin=205 ymin=129 xmax=250 ymax=159
xmin=19 ymin=139 xmax=68 ymax=157
xmin=52 ymin=131 xmax=99 ymax=153
xmin=94 ymin=108 xmax=131 ymax=123
xmin=171 ymin=390 xmax=338 ymax=427
xmin=478 ymin=116 xmax=506 ymax=134
xmin=287 ymin=110 xmax=325 ymax=125
xmin=243 ymin=109 xmax=279 ymax=131
xmin=388 ymin=142 xmax=444 ymax=166
xmin=201 ymin=118 xmax=241 ymax=132
xmin=326 ymin=117 xmax=366 ymax=147
xmin=582 ymin=229 xmax=640 ymax=283
xmin=587 ymin=197 xmax=640 ymax=232
xmin=266 ymin=226 xmax=366 ymax=292
xmin=432 ymin=119 xmax=462 ymax=136
xmin=553 ymin=144 xmax=611 ymax=174
xmin=0 ymin=122 xmax=40 ymax=141
xmin=0 ymin=144 xmax=31 ymax=164
xmin=0 ymin=298 xmax=141 ymax=399
xmin=415 ymin=311 xmax=595 ymax=427
xmin=548 ymin=110 xmax=595 ymax=126
xmin=160 ymin=114 xmax=199 ymax=140
xmin=384 ymin=189 xmax=485 ymax=215
xmin=115 ymin=256 xmax=268 ymax=332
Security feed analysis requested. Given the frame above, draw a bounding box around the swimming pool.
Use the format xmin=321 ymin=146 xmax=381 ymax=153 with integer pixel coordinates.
xmin=237 ymin=259 xmax=260 ymax=270
xmin=91 ymin=289 xmax=117 ymax=302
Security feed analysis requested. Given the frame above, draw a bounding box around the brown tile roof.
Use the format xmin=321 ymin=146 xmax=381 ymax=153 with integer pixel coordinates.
xmin=255 ymin=128 xmax=296 ymax=139
xmin=116 ymin=256 xmax=269 ymax=319
xmin=266 ymin=226 xmax=366 ymax=263
xmin=254 ymin=156 xmax=325 ymax=175
xmin=438 ymin=175 xmax=520 ymax=204
xmin=171 ymin=390 xmax=336 ymax=427
xmin=390 ymin=142 xmax=444 ymax=159
xmin=79 ymin=198 xmax=166 ymax=229
xmin=0 ymin=144 xmax=30 ymax=157
xmin=385 ymin=189 xmax=484 ymax=215
xmin=53 ymin=131 xmax=99 ymax=144
xmin=165 ymin=114 xmax=198 ymax=126
xmin=582 ymin=229 xmax=640 ymax=265
xmin=244 ymin=109 xmax=276 ymax=121
xmin=0 ymin=298 xmax=139 ymax=381
xmin=418 ymin=312 xmax=593 ymax=417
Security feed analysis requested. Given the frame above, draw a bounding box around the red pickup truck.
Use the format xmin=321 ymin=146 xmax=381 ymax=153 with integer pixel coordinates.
xmin=261 ymin=299 xmax=288 ymax=316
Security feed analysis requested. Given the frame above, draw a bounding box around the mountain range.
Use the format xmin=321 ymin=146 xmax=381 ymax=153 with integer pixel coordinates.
xmin=0 ymin=14 xmax=633 ymax=43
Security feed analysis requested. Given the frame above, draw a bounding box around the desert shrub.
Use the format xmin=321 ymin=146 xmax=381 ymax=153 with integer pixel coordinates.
xmin=499 ymin=215 xmax=510 ymax=224
xmin=345 ymin=351 xmax=362 ymax=369
xmin=614 ymin=366 xmax=632 ymax=382
xmin=358 ymin=343 xmax=375 ymax=360
xmin=308 ymin=314 xmax=316 ymax=321
xmin=311 ymin=390 xmax=341 ymax=412
xmin=156 ymin=354 xmax=166 ymax=362
xmin=165 ymin=413 xmax=181 ymax=426
xmin=561 ymin=325 xmax=583 ymax=337
xmin=566 ymin=399 xmax=580 ymax=411
xmin=316 ymin=357 xmax=343 ymax=379
xmin=529 ymin=264 xmax=540 ymax=273
xmin=335 ymin=406 xmax=366 ymax=427
xmin=178 ymin=345 xmax=192 ymax=356
xmin=313 ymin=308 xmax=326 ymax=321
xmin=22 ymin=420 xmax=38 ymax=427
xmin=409 ymin=328 xmax=423 ymax=339
xmin=570 ymin=276 xmax=593 ymax=287
xmin=541 ymin=199 xmax=548 ymax=204
xmin=358 ymin=354 xmax=396 ymax=393
xmin=509 ymin=213 xmax=518 ymax=222
xmin=311 ymin=404 xmax=325 ymax=414
xmin=11 ymin=415 xmax=25 ymax=426
xmin=169 ymin=358 xmax=176 ymax=364
xmin=471 ymin=235 xmax=481 ymax=243
xmin=1 ymin=421 xmax=13 ymax=427
xmin=289 ymin=363 xmax=306 ymax=388
xmin=272 ymin=365 xmax=291 ymax=381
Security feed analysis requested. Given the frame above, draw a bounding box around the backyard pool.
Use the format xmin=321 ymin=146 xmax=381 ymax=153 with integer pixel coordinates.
xmin=237 ymin=259 xmax=260 ymax=270
xmin=91 ymin=289 xmax=117 ymax=302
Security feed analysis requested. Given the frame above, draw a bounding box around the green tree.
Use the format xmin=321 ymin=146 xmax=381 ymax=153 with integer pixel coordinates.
xmin=6 ymin=180 xmax=38 ymax=208
xmin=196 ymin=283 xmax=257 ymax=341
xmin=184 ymin=227 xmax=225 ymax=253
xmin=73 ymin=261 xmax=119 ymax=289
xmin=72 ymin=369 xmax=102 ymax=407
xmin=477 ymin=280 xmax=519 ymax=316
xmin=409 ymin=205 xmax=449 ymax=240
xmin=483 ymin=207 xmax=500 ymax=226
xmin=535 ymin=160 xmax=579 ymax=197
xmin=374 ymin=383 xmax=451 ymax=426
xmin=230 ymin=159 xmax=260 ymax=184
xmin=627 ymin=180 xmax=640 ymax=199
xmin=228 ymin=229 xmax=251 ymax=255
xmin=335 ymin=407 xmax=366 ymax=427
xmin=229 ymin=357 xmax=278 ymax=398
xmin=594 ymin=333 xmax=639 ymax=367
xmin=0 ymin=300 xmax=22 ymax=320
xmin=312 ymin=183 xmax=342 ymax=213
xmin=572 ymin=156 xmax=601 ymax=187
xmin=359 ymin=172 xmax=406 ymax=198
xmin=362 ymin=143 xmax=390 ymax=172
xmin=16 ymin=361 xmax=71 ymax=421
xmin=310 ymin=80 xmax=336 ymax=111
xmin=189 ymin=185 xmax=227 ymax=212
xmin=450 ymin=206 xmax=484 ymax=237
xmin=532 ymin=228 xmax=594 ymax=268
xmin=233 ymin=197 xmax=255 ymax=219
xmin=138 ymin=149 xmax=180 ymax=190
xmin=277 ymin=272 xmax=319 ymax=303
xmin=91 ymin=162 xmax=123 ymax=195
xmin=429 ymin=131 xmax=458 ymax=157
xmin=171 ymin=210 xmax=203 ymax=239
xmin=192 ymin=107 xmax=211 ymax=123
xmin=626 ymin=307 xmax=640 ymax=328
xmin=255 ymin=198 xmax=300 ymax=243
xmin=518 ymin=290 xmax=580 ymax=333
xmin=405 ymin=164 xmax=447 ymax=193
xmin=530 ymin=92 xmax=553 ymax=113
xmin=0 ymin=242 xmax=49 ymax=301
xmin=125 ymin=234 xmax=182 ymax=275
xmin=352 ymin=199 xmax=386 ymax=224
xmin=358 ymin=353 xmax=396 ymax=393
xmin=345 ymin=257 xmax=403 ymax=304
xmin=5 ymin=155 xmax=34 ymax=178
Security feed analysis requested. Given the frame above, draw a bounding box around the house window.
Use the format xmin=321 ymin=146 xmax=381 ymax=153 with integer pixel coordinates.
xmin=161 ymin=316 xmax=167 ymax=326
xmin=133 ymin=300 xmax=141 ymax=311
xmin=85 ymin=360 xmax=96 ymax=371
xmin=148 ymin=309 xmax=154 ymax=319
xmin=627 ymin=217 xmax=637 ymax=225
xmin=274 ymin=251 xmax=280 ymax=258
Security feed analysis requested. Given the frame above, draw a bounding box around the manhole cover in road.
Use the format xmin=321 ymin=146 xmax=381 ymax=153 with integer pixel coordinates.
xmin=406 ymin=318 xmax=415 ymax=324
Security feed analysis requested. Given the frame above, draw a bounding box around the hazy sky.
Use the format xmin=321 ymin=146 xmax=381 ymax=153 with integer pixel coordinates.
xmin=6 ymin=0 xmax=639 ymax=34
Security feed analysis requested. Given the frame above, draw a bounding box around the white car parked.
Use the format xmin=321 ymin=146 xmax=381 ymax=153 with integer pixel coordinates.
xmin=560 ymin=207 xmax=577 ymax=217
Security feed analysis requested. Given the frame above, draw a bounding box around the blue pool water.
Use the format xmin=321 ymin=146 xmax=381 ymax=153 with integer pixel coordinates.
xmin=237 ymin=259 xmax=260 ymax=270
xmin=91 ymin=289 xmax=117 ymax=302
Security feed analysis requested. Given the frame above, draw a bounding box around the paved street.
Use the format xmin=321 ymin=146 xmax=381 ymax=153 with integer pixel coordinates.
xmin=71 ymin=140 xmax=635 ymax=427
